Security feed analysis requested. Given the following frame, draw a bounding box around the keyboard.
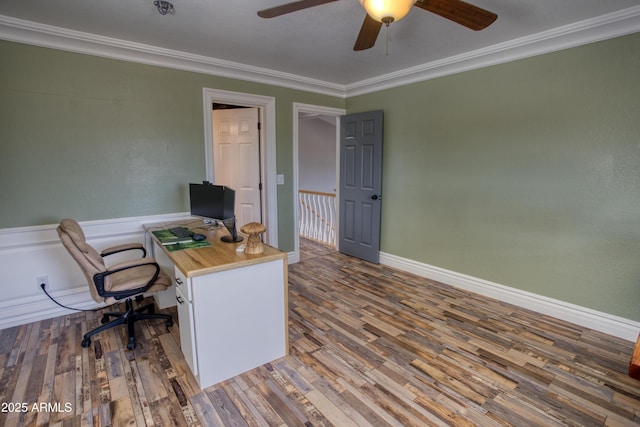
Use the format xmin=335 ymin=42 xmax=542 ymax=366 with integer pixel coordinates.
xmin=169 ymin=227 xmax=194 ymax=238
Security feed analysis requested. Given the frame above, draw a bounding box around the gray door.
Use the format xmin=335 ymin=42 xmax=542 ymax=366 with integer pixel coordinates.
xmin=339 ymin=110 xmax=383 ymax=263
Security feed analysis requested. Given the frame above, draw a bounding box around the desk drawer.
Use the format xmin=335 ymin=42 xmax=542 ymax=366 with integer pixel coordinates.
xmin=174 ymin=267 xmax=192 ymax=302
xmin=176 ymin=286 xmax=197 ymax=377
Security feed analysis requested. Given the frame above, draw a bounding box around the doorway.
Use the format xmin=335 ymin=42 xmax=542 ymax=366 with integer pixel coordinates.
xmin=293 ymin=103 xmax=346 ymax=263
xmin=202 ymin=88 xmax=277 ymax=247
xmin=212 ymin=104 xmax=261 ymax=228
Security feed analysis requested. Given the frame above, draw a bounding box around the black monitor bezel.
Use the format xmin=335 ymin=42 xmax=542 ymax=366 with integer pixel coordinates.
xmin=189 ymin=182 xmax=232 ymax=221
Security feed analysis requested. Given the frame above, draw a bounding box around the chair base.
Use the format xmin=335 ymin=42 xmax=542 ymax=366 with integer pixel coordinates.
xmin=81 ymin=297 xmax=173 ymax=350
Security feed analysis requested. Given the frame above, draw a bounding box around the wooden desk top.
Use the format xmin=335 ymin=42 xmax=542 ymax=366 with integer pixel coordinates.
xmin=146 ymin=219 xmax=286 ymax=278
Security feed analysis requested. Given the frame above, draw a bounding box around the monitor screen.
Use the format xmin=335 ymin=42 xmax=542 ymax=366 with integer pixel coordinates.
xmin=189 ymin=183 xmax=235 ymax=221
xmin=222 ymin=186 xmax=235 ymax=220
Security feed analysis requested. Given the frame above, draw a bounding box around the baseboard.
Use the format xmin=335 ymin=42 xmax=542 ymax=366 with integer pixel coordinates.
xmin=380 ymin=252 xmax=640 ymax=342
xmin=0 ymin=286 xmax=100 ymax=330
xmin=287 ymin=250 xmax=299 ymax=264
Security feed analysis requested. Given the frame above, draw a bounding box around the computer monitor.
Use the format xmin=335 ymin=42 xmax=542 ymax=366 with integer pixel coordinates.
xmin=189 ymin=183 xmax=224 ymax=220
xmin=189 ymin=182 xmax=243 ymax=243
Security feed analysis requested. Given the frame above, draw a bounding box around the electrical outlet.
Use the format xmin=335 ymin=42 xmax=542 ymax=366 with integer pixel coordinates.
xmin=37 ymin=275 xmax=49 ymax=289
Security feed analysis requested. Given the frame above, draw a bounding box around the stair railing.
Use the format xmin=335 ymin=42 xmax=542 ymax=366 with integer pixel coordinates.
xmin=298 ymin=190 xmax=336 ymax=247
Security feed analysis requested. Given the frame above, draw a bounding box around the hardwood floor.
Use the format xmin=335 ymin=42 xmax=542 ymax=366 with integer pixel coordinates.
xmin=1 ymin=238 xmax=639 ymax=426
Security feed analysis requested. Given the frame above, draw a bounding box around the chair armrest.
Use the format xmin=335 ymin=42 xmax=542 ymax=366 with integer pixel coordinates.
xmin=101 ymin=242 xmax=147 ymax=258
xmin=107 ymin=257 xmax=158 ymax=272
xmin=93 ymin=257 xmax=160 ymax=299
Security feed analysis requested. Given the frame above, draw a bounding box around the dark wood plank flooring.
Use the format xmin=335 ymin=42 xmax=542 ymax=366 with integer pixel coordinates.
xmin=1 ymin=238 xmax=639 ymax=426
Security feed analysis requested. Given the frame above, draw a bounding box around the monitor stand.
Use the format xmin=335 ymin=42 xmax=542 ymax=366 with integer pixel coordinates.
xmin=221 ymin=217 xmax=244 ymax=243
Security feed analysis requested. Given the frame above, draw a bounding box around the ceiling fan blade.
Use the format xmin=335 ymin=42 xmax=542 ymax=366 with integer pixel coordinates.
xmin=258 ymin=0 xmax=339 ymax=18
xmin=353 ymin=14 xmax=383 ymax=51
xmin=414 ymin=0 xmax=497 ymax=30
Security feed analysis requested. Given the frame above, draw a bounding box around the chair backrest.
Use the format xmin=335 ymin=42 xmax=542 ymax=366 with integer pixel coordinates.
xmin=57 ymin=218 xmax=107 ymax=303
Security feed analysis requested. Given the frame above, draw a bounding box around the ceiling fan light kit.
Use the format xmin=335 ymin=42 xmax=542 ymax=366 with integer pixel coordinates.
xmin=359 ymin=0 xmax=416 ymax=24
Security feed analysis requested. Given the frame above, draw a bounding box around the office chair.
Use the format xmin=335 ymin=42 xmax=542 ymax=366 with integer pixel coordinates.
xmin=57 ymin=218 xmax=173 ymax=350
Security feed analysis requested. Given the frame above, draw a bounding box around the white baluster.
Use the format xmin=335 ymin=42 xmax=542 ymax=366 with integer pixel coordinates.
xmin=298 ymin=190 xmax=337 ymax=247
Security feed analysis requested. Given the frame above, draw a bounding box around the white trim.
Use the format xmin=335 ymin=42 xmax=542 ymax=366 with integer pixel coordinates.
xmin=346 ymin=6 xmax=640 ymax=96
xmin=0 ymin=15 xmax=345 ymax=98
xmin=2 ymin=7 xmax=640 ymax=97
xmin=287 ymin=251 xmax=299 ymax=265
xmin=292 ymin=103 xmax=345 ymax=263
xmin=202 ymin=88 xmax=278 ymax=248
xmin=0 ymin=286 xmax=100 ymax=331
xmin=0 ymin=212 xmax=191 ymax=249
xmin=380 ymin=252 xmax=640 ymax=342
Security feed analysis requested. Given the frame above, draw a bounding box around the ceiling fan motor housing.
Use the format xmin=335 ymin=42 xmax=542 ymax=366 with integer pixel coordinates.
xmin=359 ymin=0 xmax=416 ymax=23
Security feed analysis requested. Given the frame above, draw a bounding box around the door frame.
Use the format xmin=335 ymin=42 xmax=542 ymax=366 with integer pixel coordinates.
xmin=203 ymin=88 xmax=278 ymax=247
xmin=292 ymin=102 xmax=346 ymax=263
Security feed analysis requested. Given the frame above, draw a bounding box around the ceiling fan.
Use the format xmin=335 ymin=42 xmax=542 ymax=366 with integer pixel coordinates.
xmin=257 ymin=0 xmax=497 ymax=51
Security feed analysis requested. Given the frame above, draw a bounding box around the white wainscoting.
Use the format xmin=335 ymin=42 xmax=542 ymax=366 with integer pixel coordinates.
xmin=0 ymin=213 xmax=192 ymax=330
xmin=380 ymin=252 xmax=640 ymax=342
xmin=2 ymin=217 xmax=638 ymax=344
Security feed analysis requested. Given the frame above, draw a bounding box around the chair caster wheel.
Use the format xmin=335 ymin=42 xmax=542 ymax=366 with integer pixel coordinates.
xmin=127 ymin=338 xmax=136 ymax=350
xmin=101 ymin=315 xmax=110 ymax=324
xmin=81 ymin=338 xmax=91 ymax=348
xmin=166 ymin=318 xmax=173 ymax=328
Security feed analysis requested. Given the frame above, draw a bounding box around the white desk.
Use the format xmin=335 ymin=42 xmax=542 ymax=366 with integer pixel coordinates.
xmin=146 ymin=220 xmax=288 ymax=389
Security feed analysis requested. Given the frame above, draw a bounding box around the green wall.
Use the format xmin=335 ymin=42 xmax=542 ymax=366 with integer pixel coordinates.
xmin=0 ymin=40 xmax=344 ymax=251
xmin=347 ymin=32 xmax=640 ymax=321
xmin=2 ymin=33 xmax=639 ymax=322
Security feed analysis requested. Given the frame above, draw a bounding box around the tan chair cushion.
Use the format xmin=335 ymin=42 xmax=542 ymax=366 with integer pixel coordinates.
xmin=58 ymin=218 xmax=170 ymax=304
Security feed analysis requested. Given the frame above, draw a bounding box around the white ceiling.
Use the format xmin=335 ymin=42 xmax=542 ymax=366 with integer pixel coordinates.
xmin=1 ymin=0 xmax=639 ymax=95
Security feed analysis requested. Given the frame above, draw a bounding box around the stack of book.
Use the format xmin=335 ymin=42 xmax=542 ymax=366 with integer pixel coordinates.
xmin=151 ymin=228 xmax=211 ymax=252
xmin=152 ymin=228 xmax=193 ymax=246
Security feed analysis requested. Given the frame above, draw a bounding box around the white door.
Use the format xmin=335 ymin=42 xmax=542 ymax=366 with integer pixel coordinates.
xmin=212 ymin=107 xmax=262 ymax=228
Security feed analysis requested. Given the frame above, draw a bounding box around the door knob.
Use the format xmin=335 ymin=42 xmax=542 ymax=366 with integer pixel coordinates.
xmin=371 ymin=194 xmax=381 ymax=200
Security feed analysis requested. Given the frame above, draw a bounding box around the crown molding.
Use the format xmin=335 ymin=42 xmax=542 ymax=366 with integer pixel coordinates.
xmin=346 ymin=5 xmax=640 ymax=96
xmin=0 ymin=15 xmax=346 ymax=98
xmin=1 ymin=6 xmax=639 ymax=99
